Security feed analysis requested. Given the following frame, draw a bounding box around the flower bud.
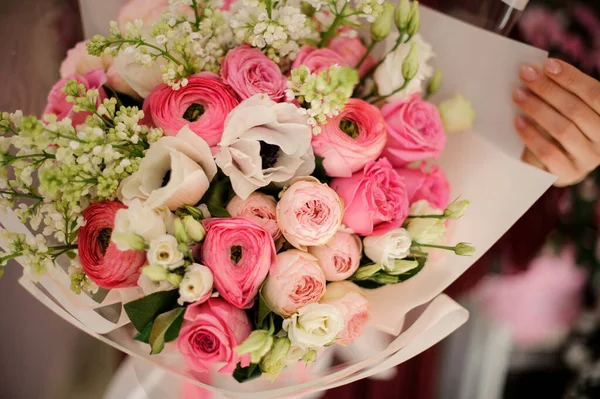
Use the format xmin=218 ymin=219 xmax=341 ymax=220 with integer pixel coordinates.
xmin=407 ymin=218 xmax=446 ymax=245
xmin=112 ymin=232 xmax=146 ymax=251
xmin=395 ymin=0 xmax=411 ymax=31
xmin=142 ymin=264 xmax=168 ymax=282
xmin=426 ymin=69 xmax=442 ymax=97
xmin=371 ymin=273 xmax=400 ymax=285
xmin=406 ymin=2 xmax=420 ymax=37
xmin=173 ymin=217 xmax=189 ymax=244
xmin=444 ymin=200 xmax=470 ymax=219
xmin=402 ymin=43 xmax=419 ymax=81
xmin=387 ymin=259 xmax=420 ymax=275
xmin=236 ymin=330 xmax=274 ymax=364
xmin=260 ymin=337 xmax=291 ymax=381
xmin=454 ymin=243 xmax=476 ymax=256
xmin=438 ymin=94 xmax=476 ymax=133
xmin=167 ymin=272 xmax=183 ymax=287
xmin=352 ymin=264 xmax=382 ymax=281
xmin=302 ymin=349 xmax=318 ymax=364
xmin=371 ymin=2 xmax=395 ymax=42
xmin=183 ymin=215 xmax=206 ymax=242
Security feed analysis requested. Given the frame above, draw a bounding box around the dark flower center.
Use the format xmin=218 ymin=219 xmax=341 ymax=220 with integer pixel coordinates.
xmin=98 ymin=228 xmax=112 ymax=255
xmin=161 ymin=170 xmax=171 ymax=187
xmin=230 ymin=245 xmax=243 ymax=264
xmin=339 ymin=119 xmax=359 ymax=139
xmin=183 ymin=103 xmax=205 ymax=122
xmin=259 ymin=141 xmax=280 ymax=169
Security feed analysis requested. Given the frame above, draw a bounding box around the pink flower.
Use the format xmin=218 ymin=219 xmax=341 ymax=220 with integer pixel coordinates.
xmin=226 ymin=192 xmax=281 ymax=240
xmin=331 ymin=158 xmax=409 ymax=236
xmin=77 ymin=201 xmax=146 ymax=289
xmin=43 ymin=69 xmax=107 ymax=126
xmin=201 ymin=217 xmax=276 ymax=309
xmin=308 ymin=232 xmax=362 ymax=281
xmin=220 ymin=45 xmax=287 ymax=102
xmin=276 ymin=177 xmax=344 ymax=249
xmin=118 ymin=0 xmax=191 ymax=31
xmin=291 ymin=45 xmax=348 ymax=73
xmin=381 ymin=95 xmax=446 ymax=167
xmin=518 ymin=6 xmax=565 ymax=50
xmin=312 ymin=98 xmax=387 ymax=177
xmin=143 ymin=72 xmax=239 ymax=152
xmin=320 ymin=281 xmax=369 ymax=346
xmin=328 ymin=31 xmax=376 ymax=77
xmin=262 ymin=250 xmax=327 ymax=317
xmin=395 ymin=164 xmax=450 ymax=210
xmin=177 ymin=298 xmax=252 ymax=373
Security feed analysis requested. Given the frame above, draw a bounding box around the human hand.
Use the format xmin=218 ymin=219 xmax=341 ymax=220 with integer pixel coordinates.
xmin=513 ymin=58 xmax=600 ymax=186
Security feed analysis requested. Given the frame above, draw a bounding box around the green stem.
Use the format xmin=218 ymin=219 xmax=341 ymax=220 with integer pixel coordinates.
xmin=1 ymin=152 xmax=55 ymax=166
xmin=109 ymin=39 xmax=188 ymax=72
xmin=410 ymin=249 xmax=429 ymax=257
xmin=413 ymin=242 xmax=456 ymax=251
xmin=0 ymin=190 xmax=43 ymax=200
xmin=319 ymin=2 xmax=349 ymax=47
xmin=406 ymin=214 xmax=446 ymax=219
xmin=359 ymin=32 xmax=405 ymax=87
xmin=191 ymin=0 xmax=202 ymax=30
xmin=0 ymin=244 xmax=77 ymax=264
xmin=369 ymin=78 xmax=411 ymax=104
xmin=356 ymin=41 xmax=377 ymax=70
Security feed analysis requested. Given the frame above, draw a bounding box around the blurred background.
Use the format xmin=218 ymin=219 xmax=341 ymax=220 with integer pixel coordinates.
xmin=0 ymin=0 xmax=599 ymax=398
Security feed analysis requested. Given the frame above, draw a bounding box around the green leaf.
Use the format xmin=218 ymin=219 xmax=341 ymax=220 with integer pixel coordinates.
xmin=200 ymin=174 xmax=232 ymax=217
xmin=257 ymin=283 xmax=271 ymax=328
xmin=149 ymin=307 xmax=185 ymax=354
xmin=397 ymin=256 xmax=426 ymax=282
xmin=124 ymin=289 xmax=180 ymax=333
xmin=164 ymin=309 xmax=185 ymax=342
xmin=232 ymin=363 xmax=262 ymax=383
xmin=354 ymin=257 xmax=427 ymax=289
xmin=133 ymin=322 xmax=153 ymax=344
xmin=312 ymin=156 xmax=331 ymax=184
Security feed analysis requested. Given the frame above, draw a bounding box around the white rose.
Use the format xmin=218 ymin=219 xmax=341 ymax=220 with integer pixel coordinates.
xmin=283 ymin=303 xmax=344 ymax=349
xmin=363 ymin=228 xmax=412 ymax=271
xmin=137 ymin=274 xmax=175 ymax=295
xmin=147 ymin=234 xmax=185 ymax=270
xmin=374 ymin=33 xmax=434 ymax=102
xmin=178 ymin=263 xmax=214 ymax=305
xmin=119 ymin=126 xmax=217 ymax=210
xmin=113 ymin=48 xmax=165 ymax=98
xmin=215 ymin=94 xmax=315 ymax=200
xmin=438 ymin=94 xmax=476 ymax=133
xmin=112 ymin=199 xmax=166 ymax=250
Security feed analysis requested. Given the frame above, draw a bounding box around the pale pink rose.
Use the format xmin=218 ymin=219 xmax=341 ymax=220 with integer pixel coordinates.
xmin=320 ymin=281 xmax=369 ymax=346
xmin=331 ymin=158 xmax=409 ymax=236
xmin=201 ymin=217 xmax=276 ymax=309
xmin=143 ymin=72 xmax=239 ymax=152
xmin=291 ymin=45 xmax=348 ymax=73
xmin=262 ymin=250 xmax=327 ymax=317
xmin=381 ymin=95 xmax=446 ymax=167
xmin=118 ymin=0 xmax=183 ymax=31
xmin=226 ymin=192 xmax=281 ymax=240
xmin=44 ymin=69 xmax=107 ymax=127
xmin=220 ymin=45 xmax=287 ymax=102
xmin=308 ymin=232 xmax=362 ymax=281
xmin=395 ymin=164 xmax=450 ymax=210
xmin=277 ymin=177 xmax=344 ymax=249
xmin=328 ymin=31 xmax=377 ymax=78
xmin=177 ymin=298 xmax=252 ymax=373
xmin=312 ymin=98 xmax=387 ymax=177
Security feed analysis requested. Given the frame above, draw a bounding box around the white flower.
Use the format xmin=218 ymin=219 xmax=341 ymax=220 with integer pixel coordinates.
xmin=438 ymin=94 xmax=476 ymax=133
xmin=283 ymin=303 xmax=344 ymax=349
xmin=138 ymin=274 xmax=175 ymax=296
xmin=147 ymin=234 xmax=185 ymax=270
xmin=178 ymin=264 xmax=214 ymax=305
xmin=112 ymin=199 xmax=166 ymax=250
xmin=406 ymin=218 xmax=446 ymax=245
xmin=374 ymin=33 xmax=434 ymax=102
xmin=119 ymin=126 xmax=217 ymax=210
xmin=113 ymin=49 xmax=165 ymax=98
xmin=215 ymin=94 xmax=315 ymax=200
xmin=363 ymin=228 xmax=412 ymax=271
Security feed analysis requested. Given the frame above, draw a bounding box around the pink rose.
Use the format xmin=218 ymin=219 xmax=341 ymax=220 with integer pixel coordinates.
xmin=291 ymin=45 xmax=348 ymax=73
xmin=276 ymin=177 xmax=344 ymax=249
xmin=381 ymin=95 xmax=446 ymax=167
xmin=328 ymin=31 xmax=377 ymax=78
xmin=77 ymin=201 xmax=146 ymax=289
xmin=201 ymin=217 xmax=276 ymax=309
xmin=143 ymin=72 xmax=239 ymax=152
xmin=220 ymin=45 xmax=287 ymax=102
xmin=262 ymin=250 xmax=327 ymax=317
xmin=331 ymin=158 xmax=409 ymax=236
xmin=226 ymin=192 xmax=281 ymax=240
xmin=308 ymin=232 xmax=362 ymax=281
xmin=44 ymin=69 xmax=107 ymax=126
xmin=177 ymin=298 xmax=252 ymax=373
xmin=394 ymin=164 xmax=450 ymax=210
xmin=312 ymin=98 xmax=387 ymax=177
xmin=320 ymin=281 xmax=369 ymax=346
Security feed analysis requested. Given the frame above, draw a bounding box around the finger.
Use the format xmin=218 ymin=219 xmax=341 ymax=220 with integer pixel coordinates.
xmin=512 ymin=87 xmax=599 ymax=171
xmin=543 ymin=58 xmax=600 ymax=116
xmin=521 ymin=148 xmax=547 ymax=171
xmin=519 ymin=65 xmax=600 ymax=143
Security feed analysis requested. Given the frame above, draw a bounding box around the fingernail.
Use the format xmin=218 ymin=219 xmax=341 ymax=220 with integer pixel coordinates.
xmin=515 ymin=116 xmax=526 ymax=129
xmin=513 ymin=88 xmax=528 ymax=102
xmin=520 ymin=65 xmax=538 ymax=82
xmin=544 ymin=59 xmax=562 ymax=74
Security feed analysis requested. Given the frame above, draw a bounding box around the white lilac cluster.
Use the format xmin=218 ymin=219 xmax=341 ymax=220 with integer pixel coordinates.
xmin=68 ymin=260 xmax=99 ymax=295
xmin=0 ymin=229 xmax=56 ymax=279
xmin=353 ymin=0 xmax=386 ymax=22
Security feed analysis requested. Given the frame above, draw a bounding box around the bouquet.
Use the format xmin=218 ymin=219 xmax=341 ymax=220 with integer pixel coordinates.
xmin=0 ymin=0 xmax=557 ymax=396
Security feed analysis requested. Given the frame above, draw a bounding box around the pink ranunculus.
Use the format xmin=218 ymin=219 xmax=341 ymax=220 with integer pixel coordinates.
xmin=291 ymin=45 xmax=348 ymax=73
xmin=312 ymin=98 xmax=387 ymax=177
xmin=201 ymin=217 xmax=276 ymax=309
xmin=44 ymin=69 xmax=108 ymax=127
xmin=77 ymin=201 xmax=147 ymax=289
xmin=320 ymin=281 xmax=369 ymax=346
xmin=308 ymin=232 xmax=362 ymax=281
xmin=226 ymin=192 xmax=281 ymax=240
xmin=177 ymin=298 xmax=252 ymax=373
xmin=395 ymin=163 xmax=450 ymax=210
xmin=328 ymin=31 xmax=377 ymax=78
xmin=262 ymin=250 xmax=327 ymax=317
xmin=143 ymin=72 xmax=239 ymax=152
xmin=331 ymin=158 xmax=409 ymax=236
xmin=276 ymin=177 xmax=344 ymax=249
xmin=381 ymin=95 xmax=446 ymax=167
xmin=220 ymin=45 xmax=287 ymax=102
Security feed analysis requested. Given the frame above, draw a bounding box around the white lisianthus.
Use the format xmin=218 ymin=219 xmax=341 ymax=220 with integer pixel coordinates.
xmin=363 ymin=228 xmax=412 ymax=271
xmin=374 ymin=33 xmax=434 ymax=102
xmin=147 ymin=234 xmax=185 ymax=270
xmin=112 ymin=199 xmax=166 ymax=250
xmin=407 ymin=218 xmax=446 ymax=245
xmin=438 ymin=94 xmax=476 ymax=133
xmin=283 ymin=303 xmax=344 ymax=349
xmin=178 ymin=264 xmax=214 ymax=305
xmin=137 ymin=274 xmax=175 ymax=296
